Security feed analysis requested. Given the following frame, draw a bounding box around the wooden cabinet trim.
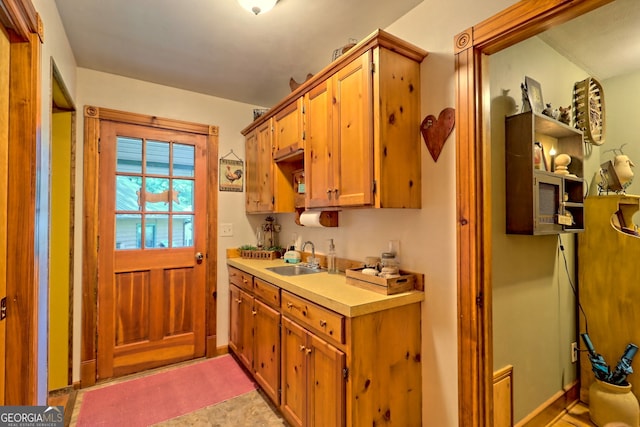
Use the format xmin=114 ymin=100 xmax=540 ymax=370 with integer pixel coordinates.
xmin=241 ymin=29 xmax=427 ymax=136
xmin=253 ymin=277 xmax=281 ymax=309
xmin=228 ymin=266 xmax=253 ymax=292
xmin=281 ymin=291 xmax=345 ymax=345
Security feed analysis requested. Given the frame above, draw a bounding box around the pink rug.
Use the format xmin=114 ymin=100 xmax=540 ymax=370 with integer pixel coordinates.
xmin=77 ymin=355 xmax=256 ymax=426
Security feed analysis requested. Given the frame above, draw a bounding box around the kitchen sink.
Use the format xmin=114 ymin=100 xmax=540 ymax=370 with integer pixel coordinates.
xmin=266 ymin=264 xmax=324 ymax=276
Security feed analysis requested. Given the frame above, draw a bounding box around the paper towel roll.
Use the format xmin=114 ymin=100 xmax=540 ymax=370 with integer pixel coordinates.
xmin=299 ymin=210 xmax=324 ymax=227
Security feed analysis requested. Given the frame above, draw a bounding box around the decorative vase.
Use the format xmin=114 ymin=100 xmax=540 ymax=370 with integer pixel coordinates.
xmin=589 ymin=379 xmax=640 ymax=427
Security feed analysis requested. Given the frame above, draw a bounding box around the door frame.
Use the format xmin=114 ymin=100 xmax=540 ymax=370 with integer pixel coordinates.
xmin=454 ymin=0 xmax=614 ymax=425
xmin=48 ymin=60 xmax=76 ymax=392
xmin=0 ymin=0 xmax=42 ymax=405
xmin=81 ymin=106 xmax=219 ymax=387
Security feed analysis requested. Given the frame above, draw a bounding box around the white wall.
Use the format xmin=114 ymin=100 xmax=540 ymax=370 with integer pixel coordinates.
xmin=274 ymin=1 xmax=521 ymax=425
xmin=33 ymin=0 xmax=537 ymax=424
xmin=73 ymin=68 xmax=260 ymax=378
xmin=32 ymin=0 xmax=78 ymax=404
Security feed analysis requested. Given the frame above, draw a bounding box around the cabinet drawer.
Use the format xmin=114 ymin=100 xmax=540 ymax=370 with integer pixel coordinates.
xmin=281 ymin=291 xmax=344 ymax=344
xmin=228 ymin=266 xmax=253 ymax=292
xmin=254 ymin=277 xmax=280 ymax=308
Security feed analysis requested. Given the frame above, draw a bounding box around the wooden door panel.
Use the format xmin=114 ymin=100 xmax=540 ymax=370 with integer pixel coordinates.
xmin=163 ymin=268 xmax=195 ymax=336
xmin=229 ymin=284 xmax=242 ymax=355
xmin=304 ymin=81 xmax=333 ymax=208
xmin=257 ymin=121 xmax=274 ymax=212
xmin=115 ymin=271 xmax=150 ymax=345
xmin=273 ymin=98 xmax=304 ymax=160
xmin=253 ymin=299 xmax=280 ymax=404
xmin=281 ymin=317 xmax=306 ymax=427
xmin=334 ymin=51 xmax=373 ymax=207
xmin=0 ymin=24 xmax=8 ymax=403
xmin=309 ymin=334 xmax=345 ymax=427
xmin=98 ymin=120 xmax=207 ymax=380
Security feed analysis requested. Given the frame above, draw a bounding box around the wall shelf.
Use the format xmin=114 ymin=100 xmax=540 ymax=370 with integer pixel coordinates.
xmin=505 ymin=111 xmax=585 ymax=235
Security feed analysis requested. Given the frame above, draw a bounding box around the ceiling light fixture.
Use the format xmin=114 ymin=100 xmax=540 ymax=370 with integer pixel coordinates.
xmin=237 ymin=0 xmax=278 ymax=15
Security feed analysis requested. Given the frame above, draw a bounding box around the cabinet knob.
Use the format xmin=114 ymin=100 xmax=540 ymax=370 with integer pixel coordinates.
xmin=287 ymin=302 xmax=294 ymax=309
xmin=252 ymin=310 xmax=257 ymax=316
xmin=319 ymin=320 xmax=327 ymax=327
xmin=236 ymin=298 xmax=242 ymax=304
xmin=306 ymin=348 xmax=312 ymax=355
xmin=299 ymin=345 xmax=306 ymax=352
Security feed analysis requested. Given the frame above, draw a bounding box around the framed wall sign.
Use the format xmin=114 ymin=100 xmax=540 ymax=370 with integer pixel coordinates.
xmin=219 ymin=150 xmax=244 ymax=192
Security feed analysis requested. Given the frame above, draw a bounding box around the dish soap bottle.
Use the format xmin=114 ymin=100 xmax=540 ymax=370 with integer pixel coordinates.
xmin=327 ymin=239 xmax=338 ymax=274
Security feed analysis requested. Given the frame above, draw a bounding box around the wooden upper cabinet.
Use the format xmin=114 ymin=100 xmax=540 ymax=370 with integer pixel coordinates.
xmin=332 ymin=51 xmax=374 ymax=207
xmin=304 ymin=80 xmax=333 ymax=208
xmin=242 ymin=29 xmax=427 ymax=212
xmin=305 ymin=52 xmax=374 ymax=208
xmin=306 ymin=47 xmax=423 ymax=208
xmin=245 ymin=119 xmax=274 ymax=213
xmin=273 ymin=97 xmax=304 ymax=161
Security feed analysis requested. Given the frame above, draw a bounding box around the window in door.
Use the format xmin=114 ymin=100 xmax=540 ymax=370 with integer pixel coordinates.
xmin=114 ymin=137 xmax=195 ymax=250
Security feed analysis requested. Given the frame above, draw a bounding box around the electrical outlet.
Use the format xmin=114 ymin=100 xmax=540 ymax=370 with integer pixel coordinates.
xmin=220 ymin=223 xmax=233 ymax=237
xmin=571 ymin=342 xmax=578 ymax=363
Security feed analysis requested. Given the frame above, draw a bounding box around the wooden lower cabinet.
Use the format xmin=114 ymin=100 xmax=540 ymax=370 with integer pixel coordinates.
xmin=229 ymin=284 xmax=253 ymax=369
xmin=253 ymin=298 xmax=280 ymax=403
xmin=281 ymin=317 xmax=346 ymax=427
xmin=229 ymin=284 xmax=281 ymax=404
xmin=228 ymin=266 xmax=422 ymax=426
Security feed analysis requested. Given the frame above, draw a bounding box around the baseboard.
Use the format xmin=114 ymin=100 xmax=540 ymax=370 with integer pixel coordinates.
xmin=515 ymin=380 xmax=579 ymax=427
xmin=213 ymin=345 xmax=229 ymax=356
xmin=80 ymin=359 xmax=96 ymax=388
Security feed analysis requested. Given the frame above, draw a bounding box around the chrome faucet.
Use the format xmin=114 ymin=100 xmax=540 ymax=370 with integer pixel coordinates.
xmin=302 ymin=241 xmax=319 ymax=268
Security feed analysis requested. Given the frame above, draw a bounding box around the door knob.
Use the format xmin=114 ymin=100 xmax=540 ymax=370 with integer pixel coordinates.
xmin=195 ymin=252 xmax=204 ymax=263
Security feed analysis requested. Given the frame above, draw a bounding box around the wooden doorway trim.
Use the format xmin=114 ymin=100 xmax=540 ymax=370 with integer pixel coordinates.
xmin=81 ymin=106 xmax=219 ymax=387
xmin=454 ymin=1 xmax=614 ymax=425
xmin=1 ymin=0 xmax=42 ymax=405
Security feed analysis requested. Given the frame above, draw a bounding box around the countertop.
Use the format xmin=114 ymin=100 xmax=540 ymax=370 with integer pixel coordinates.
xmin=227 ymin=258 xmax=424 ymax=317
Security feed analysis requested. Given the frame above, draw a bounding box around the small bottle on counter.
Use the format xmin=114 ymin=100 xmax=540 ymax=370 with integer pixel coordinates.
xmin=327 ymin=239 xmax=338 ymax=274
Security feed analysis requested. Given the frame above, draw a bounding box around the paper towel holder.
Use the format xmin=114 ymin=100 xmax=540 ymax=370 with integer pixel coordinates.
xmin=294 ymin=208 xmax=339 ymax=227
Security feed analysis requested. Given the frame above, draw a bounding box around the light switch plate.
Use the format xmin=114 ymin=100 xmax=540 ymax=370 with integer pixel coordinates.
xmin=220 ymin=223 xmax=233 ymax=237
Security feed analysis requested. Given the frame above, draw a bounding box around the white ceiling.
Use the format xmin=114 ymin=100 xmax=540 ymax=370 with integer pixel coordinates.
xmin=54 ymin=0 xmax=640 ymax=109
xmin=539 ymin=0 xmax=640 ymax=82
xmin=54 ymin=0 xmax=422 ymax=107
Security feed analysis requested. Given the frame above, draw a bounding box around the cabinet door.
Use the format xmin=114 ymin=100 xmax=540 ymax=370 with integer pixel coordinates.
xmin=281 ymin=317 xmax=307 ymax=427
xmin=230 ymin=285 xmax=253 ymax=370
xmin=273 ymin=97 xmax=304 ymax=161
xmin=256 ymin=120 xmax=275 ymax=212
xmin=308 ymin=333 xmax=345 ymax=427
xmin=246 ymin=121 xmax=274 ymax=213
xmin=304 ymin=81 xmax=333 ymax=208
xmin=244 ymin=131 xmax=260 ymax=212
xmin=253 ymin=298 xmax=281 ymax=405
xmin=228 ymin=285 xmax=242 ymax=356
xmin=333 ymin=51 xmax=374 ymax=206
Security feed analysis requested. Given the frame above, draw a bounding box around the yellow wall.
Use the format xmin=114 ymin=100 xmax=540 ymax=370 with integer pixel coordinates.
xmin=49 ymin=111 xmax=72 ymax=391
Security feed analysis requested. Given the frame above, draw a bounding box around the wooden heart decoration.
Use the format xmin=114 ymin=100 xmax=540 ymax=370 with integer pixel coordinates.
xmin=421 ymin=107 xmax=455 ymax=162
